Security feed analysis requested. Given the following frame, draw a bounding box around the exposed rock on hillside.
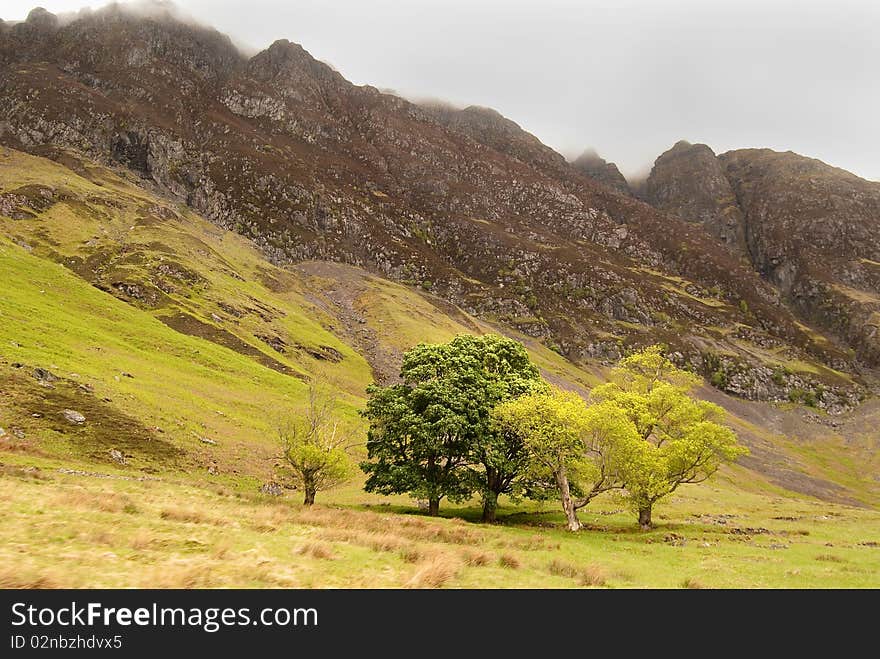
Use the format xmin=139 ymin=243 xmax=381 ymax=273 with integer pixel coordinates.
xmin=644 ymin=140 xmax=746 ymax=253
xmin=720 ymin=148 xmax=880 ymax=365
xmin=571 ymin=149 xmax=631 ymax=195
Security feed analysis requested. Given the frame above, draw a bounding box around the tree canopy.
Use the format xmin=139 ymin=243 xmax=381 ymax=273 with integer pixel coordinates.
xmin=361 ymin=334 xmax=543 ymax=518
xmin=279 ymin=379 xmax=354 ymax=505
xmin=591 ymin=346 xmax=748 ymax=528
xmin=494 ymin=389 xmax=639 ymax=530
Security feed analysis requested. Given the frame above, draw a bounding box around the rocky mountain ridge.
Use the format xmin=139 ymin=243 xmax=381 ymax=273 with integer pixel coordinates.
xmin=642 ymin=141 xmax=880 ymax=369
xmin=571 ymin=149 xmax=631 ymax=196
xmin=0 ymin=5 xmax=875 ymax=412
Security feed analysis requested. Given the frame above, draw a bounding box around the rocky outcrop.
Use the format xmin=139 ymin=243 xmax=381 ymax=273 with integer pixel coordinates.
xmin=644 ymin=141 xmax=746 ymax=253
xmin=571 ymin=149 xmax=631 ymax=195
xmin=720 ymin=148 xmax=880 ymax=365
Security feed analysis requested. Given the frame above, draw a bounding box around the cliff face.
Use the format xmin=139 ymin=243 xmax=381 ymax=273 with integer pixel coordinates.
xmin=571 ymin=150 xmax=631 ymax=196
xmin=641 ymin=137 xmax=879 ymax=367
xmin=720 ymin=149 xmax=880 ymax=365
xmin=0 ymin=6 xmax=872 ymax=408
xmin=644 ymin=141 xmax=747 ymax=253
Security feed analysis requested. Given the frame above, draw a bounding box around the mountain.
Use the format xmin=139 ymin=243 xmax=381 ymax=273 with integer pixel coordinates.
xmin=643 ymin=142 xmax=880 ymax=369
xmin=571 ymin=149 xmax=631 ymax=196
xmin=0 ymin=5 xmax=874 ymax=414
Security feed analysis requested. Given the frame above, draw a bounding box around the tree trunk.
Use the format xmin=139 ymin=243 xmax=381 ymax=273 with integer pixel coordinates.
xmin=303 ymin=484 xmax=316 ymax=506
xmin=482 ymin=490 xmax=498 ymax=523
xmin=428 ymin=497 xmax=440 ymax=516
xmin=638 ymin=504 xmax=653 ymax=530
xmin=555 ymin=469 xmax=580 ymax=532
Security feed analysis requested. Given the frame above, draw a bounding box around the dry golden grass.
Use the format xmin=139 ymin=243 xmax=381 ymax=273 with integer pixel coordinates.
xmin=130 ymin=528 xmax=156 ymax=551
xmin=399 ymin=546 xmax=425 ymax=563
xmin=548 ymin=558 xmax=580 ymax=578
xmin=211 ymin=538 xmax=233 ymax=560
xmin=82 ymin=528 xmax=117 ymax=547
xmin=0 ymin=566 xmax=64 ymax=589
xmin=682 ymin=577 xmax=706 ymax=589
xmin=508 ymin=534 xmax=548 ymax=551
xmin=295 ymin=540 xmax=336 ymax=560
xmin=549 ymin=559 xmax=606 ymax=586
xmin=3 ymin=452 xmax=878 ymax=589
xmin=405 ymin=553 xmax=462 ymax=588
xmin=54 ymin=488 xmax=136 ymax=514
xmin=316 ymin=528 xmax=407 ymax=554
xmin=248 ymin=505 xmax=293 ymax=533
xmin=462 ymin=549 xmax=492 ymax=566
xmin=579 ymin=564 xmax=606 ymax=587
xmin=159 ymin=506 xmax=222 ymax=526
xmin=298 ymin=506 xmax=480 ymax=545
xmin=139 ymin=562 xmax=215 ymax=588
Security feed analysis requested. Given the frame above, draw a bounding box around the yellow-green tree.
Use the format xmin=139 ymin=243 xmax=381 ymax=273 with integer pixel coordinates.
xmin=493 ymin=389 xmax=639 ymax=531
xmin=591 ymin=346 xmax=749 ymax=529
xmin=278 ymin=379 xmax=354 ymax=505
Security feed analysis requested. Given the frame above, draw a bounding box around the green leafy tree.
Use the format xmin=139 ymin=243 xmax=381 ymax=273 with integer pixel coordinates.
xmin=278 ymin=379 xmax=354 ymax=505
xmin=494 ymin=389 xmax=638 ymax=531
xmin=591 ymin=346 xmax=749 ymax=529
xmin=361 ymin=334 xmax=542 ymax=519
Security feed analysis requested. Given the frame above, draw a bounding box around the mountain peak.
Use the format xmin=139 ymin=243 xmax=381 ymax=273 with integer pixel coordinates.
xmin=26 ymin=7 xmax=58 ymax=27
xmin=247 ymin=37 xmax=344 ymax=90
xmin=571 ymin=149 xmax=630 ymax=195
xmin=645 ymin=140 xmax=746 ymax=253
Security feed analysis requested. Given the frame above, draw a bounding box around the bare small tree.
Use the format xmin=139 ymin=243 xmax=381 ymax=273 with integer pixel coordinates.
xmin=278 ymin=378 xmax=353 ymax=505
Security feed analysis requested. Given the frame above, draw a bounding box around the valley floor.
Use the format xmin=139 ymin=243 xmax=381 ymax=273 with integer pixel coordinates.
xmin=2 ymin=452 xmax=879 ymax=589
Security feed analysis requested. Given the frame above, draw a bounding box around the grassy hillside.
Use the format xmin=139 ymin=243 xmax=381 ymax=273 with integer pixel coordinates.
xmin=1 ymin=147 xmax=879 ymax=588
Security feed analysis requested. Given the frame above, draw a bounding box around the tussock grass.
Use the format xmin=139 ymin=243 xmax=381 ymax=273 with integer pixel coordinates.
xmin=0 ymin=566 xmax=65 ymax=589
xmin=140 ymin=562 xmax=215 ymax=588
xmin=295 ymin=540 xmax=336 ymax=560
xmin=301 ymin=507 xmax=481 ymax=545
xmin=130 ymin=528 xmax=157 ymax=551
xmin=248 ymin=507 xmax=293 ymax=533
xmin=211 ymin=539 xmax=233 ymax=560
xmin=399 ymin=546 xmax=425 ymax=563
xmin=579 ymin=564 xmax=607 ymax=587
xmin=159 ymin=507 xmax=222 ymax=526
xmin=682 ymin=577 xmax=706 ymax=589
xmin=54 ymin=489 xmax=135 ymax=514
xmin=405 ymin=554 xmax=462 ymax=588
xmin=1 ymin=468 xmax=879 ymax=588
xmin=549 ymin=559 xmax=606 ymax=586
xmin=462 ymin=549 xmax=492 ymax=566
xmin=316 ymin=528 xmax=415 ymax=557
xmin=82 ymin=529 xmax=117 ymax=546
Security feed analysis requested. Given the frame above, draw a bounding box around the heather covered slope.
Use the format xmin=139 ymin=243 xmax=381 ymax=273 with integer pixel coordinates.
xmin=0 ymin=5 xmax=869 ymax=410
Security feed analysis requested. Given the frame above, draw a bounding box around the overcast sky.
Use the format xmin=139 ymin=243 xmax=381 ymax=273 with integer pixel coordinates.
xmin=4 ymin=0 xmax=879 ymax=181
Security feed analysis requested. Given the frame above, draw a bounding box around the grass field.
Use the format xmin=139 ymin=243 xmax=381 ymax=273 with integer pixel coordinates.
xmin=2 ymin=456 xmax=878 ymax=589
xmin=2 ymin=146 xmax=879 ymax=588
